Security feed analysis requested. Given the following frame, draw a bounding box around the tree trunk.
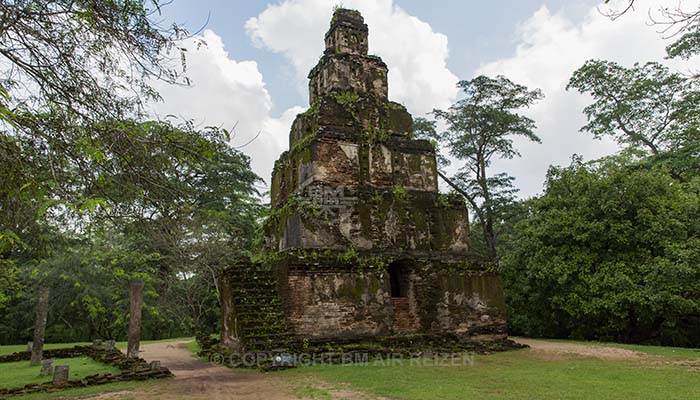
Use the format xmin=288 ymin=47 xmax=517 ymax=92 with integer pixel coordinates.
xmin=219 ymin=272 xmax=235 ymax=347
xmin=483 ymin=213 xmax=498 ymax=260
xmin=30 ymin=286 xmax=50 ymax=366
xmin=127 ymin=280 xmax=144 ymax=359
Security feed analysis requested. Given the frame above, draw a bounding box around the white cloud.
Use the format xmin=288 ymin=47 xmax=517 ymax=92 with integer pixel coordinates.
xmin=149 ymin=30 xmax=301 ymax=186
xmin=475 ymin=0 xmax=700 ymax=198
xmin=245 ymin=0 xmax=458 ymax=115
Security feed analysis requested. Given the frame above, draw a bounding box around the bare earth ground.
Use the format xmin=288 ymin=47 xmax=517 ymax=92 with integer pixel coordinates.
xmin=513 ymin=337 xmax=649 ymax=361
xmin=84 ymin=341 xmax=381 ymax=400
xmin=84 ymin=337 xmax=657 ymax=400
xmin=85 ymin=340 xmax=294 ymax=400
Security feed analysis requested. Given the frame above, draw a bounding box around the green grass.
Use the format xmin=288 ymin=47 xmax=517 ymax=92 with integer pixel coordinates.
xmin=0 ymin=357 xmax=120 ymax=389
xmin=182 ymin=340 xmax=200 ymax=356
xmin=0 ymin=337 xmax=193 ymax=356
xmin=596 ymin=342 xmax=700 ymax=360
xmin=293 ymin=381 xmax=332 ymax=400
xmin=0 ymin=339 xmax=188 ymax=399
xmin=282 ymin=343 xmax=700 ymax=400
xmin=0 ymin=343 xmax=90 ymax=357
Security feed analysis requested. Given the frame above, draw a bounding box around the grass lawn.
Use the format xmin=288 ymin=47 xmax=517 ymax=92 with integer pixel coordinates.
xmin=0 ymin=337 xmax=193 ymax=356
xmin=0 ymin=343 xmax=90 ymax=357
xmin=0 ymin=357 xmax=120 ymax=389
xmin=183 ymin=340 xmax=203 ymax=359
xmin=282 ymin=342 xmax=700 ymax=400
xmin=0 ymin=338 xmax=191 ymax=399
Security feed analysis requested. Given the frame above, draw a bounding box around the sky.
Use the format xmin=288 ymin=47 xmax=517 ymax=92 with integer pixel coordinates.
xmin=149 ymin=0 xmax=700 ymax=198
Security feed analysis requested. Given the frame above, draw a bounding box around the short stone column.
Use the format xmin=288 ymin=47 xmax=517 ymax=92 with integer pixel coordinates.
xmin=53 ymin=365 xmax=69 ymax=386
xmin=149 ymin=360 xmax=161 ymax=370
xmin=40 ymin=358 xmax=54 ymax=376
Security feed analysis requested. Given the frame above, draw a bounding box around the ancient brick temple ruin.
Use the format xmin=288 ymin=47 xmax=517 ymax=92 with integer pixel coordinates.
xmin=220 ymin=9 xmax=507 ymax=351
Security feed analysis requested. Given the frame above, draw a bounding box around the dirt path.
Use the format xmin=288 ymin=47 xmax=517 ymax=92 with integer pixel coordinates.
xmin=84 ymin=341 xmax=385 ymax=400
xmin=513 ymin=337 xmax=649 ymax=361
xmin=87 ymin=341 xmax=296 ymax=400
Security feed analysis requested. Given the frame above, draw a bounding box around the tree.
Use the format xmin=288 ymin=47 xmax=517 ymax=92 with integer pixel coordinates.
xmin=501 ymin=153 xmax=700 ymax=345
xmin=417 ymin=76 xmax=543 ymax=259
xmin=568 ymin=60 xmax=700 ymax=156
xmin=0 ymin=0 xmax=184 ymax=119
xmin=0 ymin=120 xmax=263 ymax=343
xmin=0 ymin=0 xmax=188 ymax=260
xmin=0 ymin=1 xmax=266 ymax=343
xmin=602 ymin=1 xmax=700 ymax=61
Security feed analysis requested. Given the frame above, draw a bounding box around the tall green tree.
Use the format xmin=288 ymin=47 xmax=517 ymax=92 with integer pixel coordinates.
xmin=0 ymin=0 xmax=184 ymax=119
xmin=0 ymin=0 xmax=188 ymax=258
xmin=417 ymin=76 xmax=543 ymax=259
xmin=568 ymin=60 xmax=700 ymax=156
xmin=0 ymin=1 xmax=266 ymax=342
xmin=0 ymin=121 xmax=263 ymax=343
xmin=501 ymin=153 xmax=700 ymax=345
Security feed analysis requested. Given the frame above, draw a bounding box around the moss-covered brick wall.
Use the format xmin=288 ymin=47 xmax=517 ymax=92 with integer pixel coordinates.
xmin=410 ymin=266 xmax=507 ymax=339
xmin=285 ymin=270 xmax=392 ymax=338
xmin=278 ymin=254 xmax=506 ymax=340
xmin=309 ymin=55 xmax=388 ymax=105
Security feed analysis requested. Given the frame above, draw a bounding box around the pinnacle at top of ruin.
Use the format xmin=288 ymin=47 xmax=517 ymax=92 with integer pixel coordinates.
xmin=324 ymin=8 xmax=369 ymax=56
xmin=308 ymin=9 xmax=388 ymax=104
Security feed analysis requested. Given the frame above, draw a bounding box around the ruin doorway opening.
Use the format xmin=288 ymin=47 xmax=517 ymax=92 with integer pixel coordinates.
xmin=388 ymin=261 xmax=409 ymax=298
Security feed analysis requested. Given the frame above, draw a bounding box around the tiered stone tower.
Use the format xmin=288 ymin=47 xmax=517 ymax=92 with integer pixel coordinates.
xmin=223 ymin=9 xmax=506 ymax=347
xmin=268 ymin=9 xmax=470 ymax=254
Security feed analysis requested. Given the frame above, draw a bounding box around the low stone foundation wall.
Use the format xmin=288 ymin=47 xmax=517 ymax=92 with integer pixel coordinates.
xmin=0 ymin=346 xmax=172 ymax=398
xmin=197 ymin=332 xmax=526 ymax=371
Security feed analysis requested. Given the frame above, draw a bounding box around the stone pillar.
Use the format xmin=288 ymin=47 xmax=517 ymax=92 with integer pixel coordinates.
xmin=127 ymin=280 xmax=144 ymax=359
xmin=40 ymin=359 xmax=54 ymax=376
xmin=53 ymin=365 xmax=69 ymax=386
xmin=30 ymin=286 xmax=50 ymax=366
xmin=26 ymin=341 xmax=33 ymax=352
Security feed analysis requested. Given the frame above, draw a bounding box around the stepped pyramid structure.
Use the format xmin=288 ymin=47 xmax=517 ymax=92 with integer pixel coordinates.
xmin=221 ymin=9 xmax=506 ymax=350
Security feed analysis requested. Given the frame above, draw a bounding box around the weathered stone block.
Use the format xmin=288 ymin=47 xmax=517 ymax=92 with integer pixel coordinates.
xmin=325 ymin=8 xmax=368 ymax=56
xmin=285 ymin=270 xmax=392 ymax=338
xmin=40 ymin=358 xmax=53 ymax=376
xmin=309 ymin=55 xmax=388 ymax=104
xmin=53 ymin=365 xmax=69 ymax=386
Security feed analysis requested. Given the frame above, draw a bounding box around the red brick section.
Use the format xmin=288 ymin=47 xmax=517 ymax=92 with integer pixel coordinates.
xmin=392 ymin=297 xmax=418 ymax=332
